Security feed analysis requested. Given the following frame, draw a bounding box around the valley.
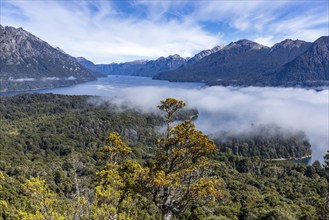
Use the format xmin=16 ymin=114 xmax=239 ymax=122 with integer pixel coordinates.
xmin=1 ymin=0 xmax=328 ymax=218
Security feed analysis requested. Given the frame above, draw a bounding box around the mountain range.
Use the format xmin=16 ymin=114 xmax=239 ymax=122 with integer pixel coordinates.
xmin=77 ymin=54 xmax=188 ymax=77
xmin=76 ymin=45 xmax=226 ymax=77
xmin=76 ymin=57 xmax=147 ymax=76
xmin=79 ymin=36 xmax=328 ymax=87
xmin=1 ymin=25 xmax=328 ymax=92
xmin=0 ymin=25 xmax=97 ymax=92
xmin=154 ymin=37 xmax=329 ymax=87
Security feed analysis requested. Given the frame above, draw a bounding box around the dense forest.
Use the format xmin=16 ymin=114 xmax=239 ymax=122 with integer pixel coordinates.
xmin=0 ymin=94 xmax=328 ymax=219
xmin=213 ymin=125 xmax=312 ymax=160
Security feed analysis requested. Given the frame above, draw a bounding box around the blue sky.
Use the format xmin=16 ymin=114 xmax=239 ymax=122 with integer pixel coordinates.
xmin=1 ymin=0 xmax=328 ymax=63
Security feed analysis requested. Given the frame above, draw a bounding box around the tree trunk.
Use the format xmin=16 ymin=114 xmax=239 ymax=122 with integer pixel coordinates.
xmin=161 ymin=210 xmax=172 ymax=220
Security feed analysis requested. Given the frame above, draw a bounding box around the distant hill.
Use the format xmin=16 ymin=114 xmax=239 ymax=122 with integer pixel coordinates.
xmin=154 ymin=37 xmax=328 ymax=87
xmin=78 ymin=45 xmax=229 ymax=77
xmin=99 ymin=60 xmax=148 ymax=76
xmin=0 ymin=25 xmax=97 ymax=92
xmin=77 ymin=55 xmax=187 ymax=77
xmin=132 ymin=54 xmax=187 ymax=77
xmin=77 ymin=57 xmax=148 ymax=76
xmin=75 ymin=57 xmax=107 ymax=78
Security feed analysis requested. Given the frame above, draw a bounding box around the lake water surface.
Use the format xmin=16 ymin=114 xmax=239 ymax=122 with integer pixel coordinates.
xmin=2 ymin=75 xmax=328 ymax=163
xmin=1 ymin=75 xmax=204 ymax=96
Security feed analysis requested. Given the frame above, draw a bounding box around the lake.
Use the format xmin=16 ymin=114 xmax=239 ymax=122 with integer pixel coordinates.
xmin=0 ymin=75 xmax=205 ymax=96
xmin=2 ymin=75 xmax=328 ymax=163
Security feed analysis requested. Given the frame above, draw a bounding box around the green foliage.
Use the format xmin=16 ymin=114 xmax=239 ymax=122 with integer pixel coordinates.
xmin=157 ymin=98 xmax=186 ymax=122
xmin=19 ymin=177 xmax=66 ymax=219
xmin=102 ymin=132 xmax=133 ymax=164
xmin=92 ymin=132 xmax=156 ymax=219
xmin=0 ymin=94 xmax=328 ymax=219
xmin=214 ymin=124 xmax=312 ymax=160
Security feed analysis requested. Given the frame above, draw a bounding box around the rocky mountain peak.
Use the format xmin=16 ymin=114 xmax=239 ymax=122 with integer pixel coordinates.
xmin=270 ymin=39 xmax=310 ymax=53
xmin=225 ymin=39 xmax=268 ymax=50
xmin=128 ymin=59 xmax=148 ymax=64
xmin=1 ymin=25 xmax=43 ymax=45
xmin=311 ymin=36 xmax=329 ymax=52
xmin=0 ymin=25 xmax=96 ymax=92
xmin=186 ymin=44 xmax=225 ymax=65
xmin=210 ymin=44 xmax=225 ymax=52
xmin=156 ymin=54 xmax=184 ymax=61
xmin=281 ymin=39 xmax=304 ymax=48
xmin=168 ymin=54 xmax=182 ymax=59
xmin=0 ymin=25 xmax=52 ymax=64
xmin=76 ymin=57 xmax=88 ymax=62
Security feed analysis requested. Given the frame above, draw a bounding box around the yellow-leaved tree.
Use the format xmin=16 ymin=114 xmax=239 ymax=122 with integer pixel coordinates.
xmin=93 ymin=98 xmax=228 ymax=220
xmin=92 ymin=132 xmax=143 ymax=220
xmin=141 ymin=98 xmax=228 ymax=220
xmin=19 ymin=177 xmax=66 ymax=220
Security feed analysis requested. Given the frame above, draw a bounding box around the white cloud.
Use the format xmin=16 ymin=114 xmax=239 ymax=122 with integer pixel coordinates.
xmin=66 ymin=76 xmax=77 ymax=80
xmin=8 ymin=77 xmax=35 ymax=82
xmin=1 ymin=1 xmax=220 ymax=63
xmin=96 ymin=85 xmax=328 ymax=163
xmin=1 ymin=0 xmax=328 ymax=61
xmin=191 ymin=1 xmax=328 ymax=46
xmin=253 ymin=36 xmax=277 ymax=47
xmin=42 ymin=77 xmax=60 ymax=81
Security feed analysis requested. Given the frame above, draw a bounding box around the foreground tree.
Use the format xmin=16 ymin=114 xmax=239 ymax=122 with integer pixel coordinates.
xmin=142 ymin=98 xmax=227 ymax=220
xmin=19 ymin=177 xmax=66 ymax=219
xmin=92 ymin=132 xmax=142 ymax=220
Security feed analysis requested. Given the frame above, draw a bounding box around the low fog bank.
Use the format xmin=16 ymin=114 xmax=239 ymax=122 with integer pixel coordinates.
xmin=91 ymin=85 xmax=328 ymax=163
xmin=211 ymin=123 xmax=312 ymax=160
xmin=212 ymin=124 xmax=309 ymax=143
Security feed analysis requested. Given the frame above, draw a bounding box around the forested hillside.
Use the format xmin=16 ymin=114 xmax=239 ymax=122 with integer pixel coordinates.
xmin=0 ymin=94 xmax=328 ymax=219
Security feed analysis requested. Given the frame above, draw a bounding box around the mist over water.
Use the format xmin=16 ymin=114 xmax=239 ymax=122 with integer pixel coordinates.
xmin=113 ymin=84 xmax=328 ymax=163
xmin=4 ymin=75 xmax=328 ymax=163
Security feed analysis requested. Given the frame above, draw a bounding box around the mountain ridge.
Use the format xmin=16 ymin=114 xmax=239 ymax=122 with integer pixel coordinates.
xmin=77 ymin=45 xmax=228 ymax=77
xmin=77 ymin=55 xmax=187 ymax=77
xmin=154 ymin=37 xmax=328 ymax=87
xmin=2 ymin=25 xmax=327 ymax=90
xmin=271 ymin=36 xmax=329 ymax=84
xmin=0 ymin=25 xmax=97 ymax=92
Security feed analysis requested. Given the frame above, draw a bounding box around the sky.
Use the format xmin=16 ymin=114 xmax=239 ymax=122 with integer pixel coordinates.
xmin=1 ymin=0 xmax=329 ymax=63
